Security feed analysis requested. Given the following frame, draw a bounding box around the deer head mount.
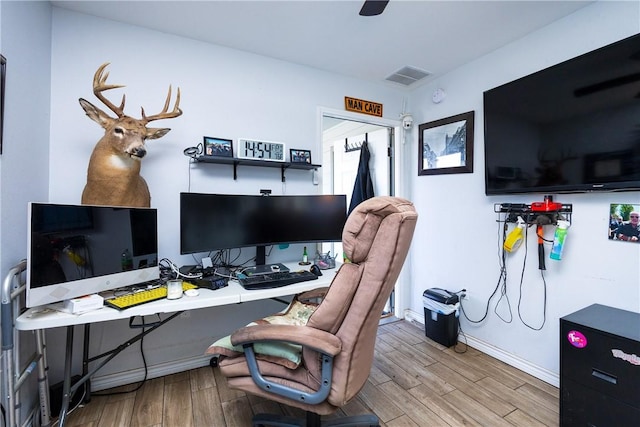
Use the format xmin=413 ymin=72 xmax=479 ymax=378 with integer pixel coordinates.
xmin=535 ymin=148 xmax=578 ymax=187
xmin=79 ymin=63 xmax=182 ymax=207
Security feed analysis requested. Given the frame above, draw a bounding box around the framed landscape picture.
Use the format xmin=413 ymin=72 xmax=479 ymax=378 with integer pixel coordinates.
xmin=418 ymin=111 xmax=474 ymax=176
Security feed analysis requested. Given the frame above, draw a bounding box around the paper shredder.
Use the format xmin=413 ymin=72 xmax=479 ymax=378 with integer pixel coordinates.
xmin=423 ymin=288 xmax=459 ymax=347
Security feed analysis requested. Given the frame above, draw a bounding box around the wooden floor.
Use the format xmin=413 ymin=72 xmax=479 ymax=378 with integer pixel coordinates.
xmin=63 ymin=320 xmax=559 ymax=426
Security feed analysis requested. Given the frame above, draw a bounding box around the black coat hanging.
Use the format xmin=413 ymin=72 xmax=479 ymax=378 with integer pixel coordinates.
xmin=348 ymin=141 xmax=375 ymax=215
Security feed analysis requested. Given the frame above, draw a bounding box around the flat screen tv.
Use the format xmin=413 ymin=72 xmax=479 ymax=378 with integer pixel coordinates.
xmin=27 ymin=203 xmax=159 ymax=307
xmin=180 ymin=193 xmax=347 ymax=265
xmin=484 ymin=33 xmax=640 ymax=195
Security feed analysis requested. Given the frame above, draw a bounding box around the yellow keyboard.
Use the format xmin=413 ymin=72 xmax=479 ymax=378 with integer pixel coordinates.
xmin=105 ymin=282 xmax=198 ymax=310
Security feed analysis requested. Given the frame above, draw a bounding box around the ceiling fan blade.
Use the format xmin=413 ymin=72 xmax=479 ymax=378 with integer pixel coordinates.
xmin=359 ymin=0 xmax=389 ymax=17
xmin=574 ymin=72 xmax=640 ymax=97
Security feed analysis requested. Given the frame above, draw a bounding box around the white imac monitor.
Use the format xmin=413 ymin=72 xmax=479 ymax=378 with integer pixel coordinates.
xmin=26 ymin=202 xmax=159 ymax=308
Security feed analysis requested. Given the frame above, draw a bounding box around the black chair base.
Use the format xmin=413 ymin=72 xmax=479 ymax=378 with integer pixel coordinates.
xmin=253 ymin=411 xmax=380 ymax=427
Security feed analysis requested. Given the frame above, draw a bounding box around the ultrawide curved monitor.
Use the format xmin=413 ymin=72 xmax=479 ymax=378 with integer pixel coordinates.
xmin=180 ymin=193 xmax=347 ymax=259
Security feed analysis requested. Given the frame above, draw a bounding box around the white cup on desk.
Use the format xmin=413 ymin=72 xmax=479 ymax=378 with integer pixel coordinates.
xmin=166 ymin=279 xmax=183 ymax=300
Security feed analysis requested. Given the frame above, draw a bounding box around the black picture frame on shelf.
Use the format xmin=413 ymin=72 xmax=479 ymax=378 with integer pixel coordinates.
xmin=290 ymin=149 xmax=312 ymax=164
xmin=418 ymin=111 xmax=474 ymax=176
xmin=0 ymin=54 xmax=6 ymax=155
xmin=203 ymin=136 xmax=233 ymax=158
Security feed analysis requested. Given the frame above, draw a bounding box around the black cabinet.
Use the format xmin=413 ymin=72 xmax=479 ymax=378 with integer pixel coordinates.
xmin=560 ymin=304 xmax=640 ymax=426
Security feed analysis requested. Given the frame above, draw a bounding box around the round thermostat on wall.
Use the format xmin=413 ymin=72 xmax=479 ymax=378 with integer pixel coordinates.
xmin=432 ymin=88 xmax=446 ymax=104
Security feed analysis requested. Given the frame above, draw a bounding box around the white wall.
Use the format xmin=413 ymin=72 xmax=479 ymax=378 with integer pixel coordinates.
xmin=0 ymin=0 xmax=51 ymax=283
xmin=43 ymin=7 xmax=407 ymax=386
xmin=0 ymin=0 xmax=52 ymax=421
xmin=407 ymin=1 xmax=640 ymax=384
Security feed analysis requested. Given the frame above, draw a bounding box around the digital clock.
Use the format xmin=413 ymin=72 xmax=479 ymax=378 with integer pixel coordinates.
xmin=237 ymin=139 xmax=286 ymax=162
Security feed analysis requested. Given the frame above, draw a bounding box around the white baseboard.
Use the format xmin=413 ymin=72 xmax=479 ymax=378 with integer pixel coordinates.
xmin=92 ymin=310 xmax=560 ymax=391
xmin=90 ymin=355 xmax=212 ymax=391
xmin=403 ymin=309 xmax=559 ymax=387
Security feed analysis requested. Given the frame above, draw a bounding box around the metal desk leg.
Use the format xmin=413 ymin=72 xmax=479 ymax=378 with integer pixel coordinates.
xmin=83 ymin=323 xmax=92 ymax=404
xmin=57 ymin=325 xmax=75 ymax=427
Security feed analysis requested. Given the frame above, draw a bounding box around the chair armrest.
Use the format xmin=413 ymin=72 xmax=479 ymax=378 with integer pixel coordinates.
xmin=297 ymin=286 xmax=329 ymax=302
xmin=230 ymin=324 xmax=342 ymax=356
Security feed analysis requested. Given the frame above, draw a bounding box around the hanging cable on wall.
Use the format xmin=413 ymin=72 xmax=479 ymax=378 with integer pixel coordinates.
xmin=182 ymin=143 xmax=203 ymax=193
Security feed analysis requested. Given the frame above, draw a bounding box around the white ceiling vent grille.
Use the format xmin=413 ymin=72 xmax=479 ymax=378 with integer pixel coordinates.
xmin=386 ymin=66 xmax=431 ymax=86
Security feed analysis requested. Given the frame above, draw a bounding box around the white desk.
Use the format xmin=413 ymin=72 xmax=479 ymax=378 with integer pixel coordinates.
xmin=15 ymin=263 xmax=337 ymax=426
xmin=16 ymin=265 xmax=337 ymax=331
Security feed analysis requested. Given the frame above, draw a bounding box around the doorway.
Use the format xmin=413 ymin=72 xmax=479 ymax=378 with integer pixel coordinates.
xmin=321 ymin=110 xmax=396 ymax=314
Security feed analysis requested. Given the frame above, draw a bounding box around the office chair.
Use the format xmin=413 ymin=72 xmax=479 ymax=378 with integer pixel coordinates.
xmin=217 ymin=196 xmax=418 ymax=427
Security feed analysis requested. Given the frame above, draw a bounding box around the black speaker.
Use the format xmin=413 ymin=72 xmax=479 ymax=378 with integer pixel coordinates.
xmin=49 ymin=375 xmax=85 ymax=415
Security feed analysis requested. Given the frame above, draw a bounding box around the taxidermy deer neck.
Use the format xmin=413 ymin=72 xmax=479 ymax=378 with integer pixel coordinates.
xmin=80 ymin=63 xmax=182 ymax=208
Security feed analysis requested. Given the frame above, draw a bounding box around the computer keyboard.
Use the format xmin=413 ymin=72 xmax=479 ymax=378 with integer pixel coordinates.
xmin=105 ymin=281 xmax=198 ymax=310
xmin=238 ymin=270 xmax=318 ymax=290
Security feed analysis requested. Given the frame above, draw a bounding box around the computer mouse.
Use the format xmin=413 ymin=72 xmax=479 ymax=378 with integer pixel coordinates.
xmin=184 ymin=288 xmax=199 ymax=297
xmin=310 ymin=264 xmax=323 ymax=276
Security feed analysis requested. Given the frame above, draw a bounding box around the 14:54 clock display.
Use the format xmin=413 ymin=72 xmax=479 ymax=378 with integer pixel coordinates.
xmin=237 ymin=139 xmax=285 ymax=162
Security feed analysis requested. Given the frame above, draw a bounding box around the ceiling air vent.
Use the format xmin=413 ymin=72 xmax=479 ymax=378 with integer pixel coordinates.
xmin=386 ymin=66 xmax=431 ymax=86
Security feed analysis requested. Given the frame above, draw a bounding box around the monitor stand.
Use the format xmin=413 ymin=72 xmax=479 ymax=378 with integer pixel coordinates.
xmin=256 ymin=245 xmax=267 ymax=266
xmin=250 ymin=245 xmax=289 ymax=275
xmin=245 ymin=263 xmax=290 ymax=276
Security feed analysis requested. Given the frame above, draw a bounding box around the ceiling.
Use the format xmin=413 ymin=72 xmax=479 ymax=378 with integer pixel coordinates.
xmin=51 ymin=0 xmax=594 ymax=89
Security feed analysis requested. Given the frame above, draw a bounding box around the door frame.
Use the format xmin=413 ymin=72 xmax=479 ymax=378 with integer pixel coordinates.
xmin=317 ymin=107 xmax=411 ymax=319
xmin=317 ymin=106 xmax=405 ymax=194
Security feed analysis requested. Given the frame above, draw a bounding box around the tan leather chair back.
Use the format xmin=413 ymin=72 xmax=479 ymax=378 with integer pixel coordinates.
xmin=306 ymin=196 xmax=417 ymax=407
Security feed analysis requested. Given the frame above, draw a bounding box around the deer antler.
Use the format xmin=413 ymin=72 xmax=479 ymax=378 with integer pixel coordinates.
xmin=141 ymin=85 xmax=183 ymax=123
xmin=93 ymin=63 xmax=126 ymax=118
xmin=92 ymin=62 xmax=182 ymax=122
xmin=538 ymin=148 xmax=577 ymax=164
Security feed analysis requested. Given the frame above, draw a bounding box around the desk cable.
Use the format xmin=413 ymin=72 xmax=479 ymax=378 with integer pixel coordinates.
xmin=159 ymin=258 xmax=203 ymax=280
xmin=90 ymin=319 xmax=153 ymax=398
